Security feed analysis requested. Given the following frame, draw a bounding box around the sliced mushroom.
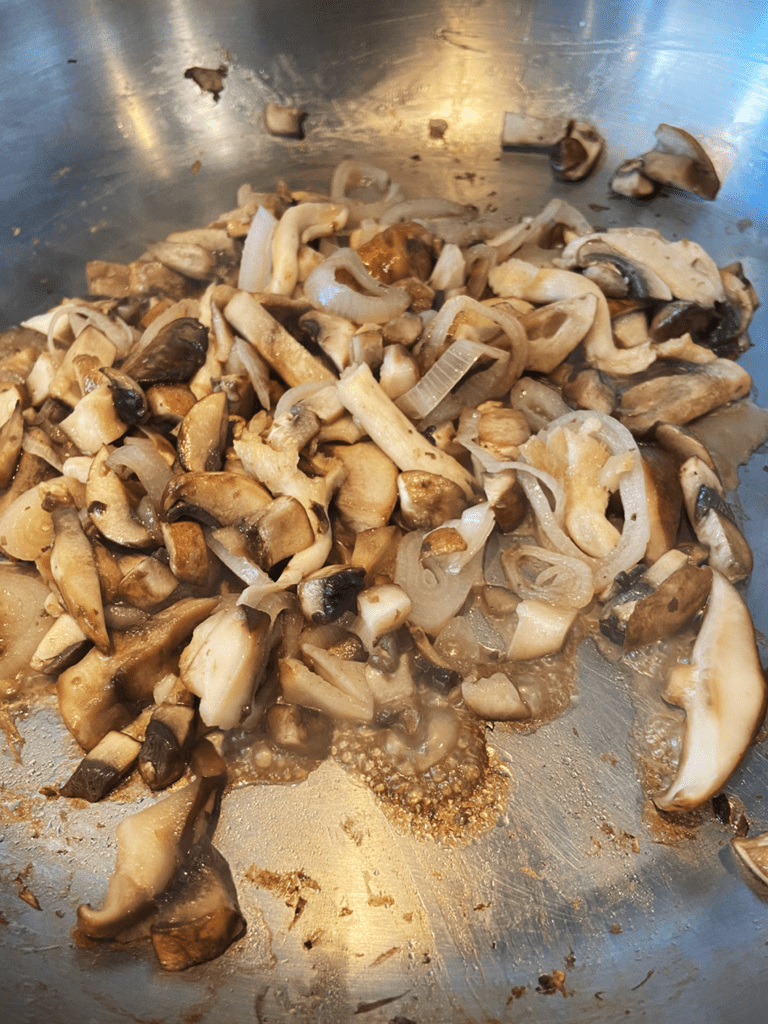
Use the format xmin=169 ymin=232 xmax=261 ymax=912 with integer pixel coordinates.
xmin=121 ymin=318 xmax=209 ymax=386
xmin=279 ymin=655 xmax=374 ymax=722
xmin=462 ymin=671 xmax=529 ymax=720
xmin=654 ymin=570 xmax=767 ymax=811
xmin=138 ymin=703 xmax=197 ymax=791
xmin=732 ymin=830 xmax=768 ymax=888
xmin=30 ymin=612 xmax=89 ymax=675
xmin=76 ymin=772 xmax=222 ymax=940
xmin=176 ymin=391 xmax=229 ymax=473
xmin=297 ymin=565 xmax=366 ymax=624
xmin=161 ymin=471 xmax=272 ymax=528
xmin=617 ymin=359 xmax=752 ymax=435
xmin=59 ymin=728 xmax=142 ymax=802
xmin=610 ymin=157 xmax=659 ymax=199
xmin=520 ymin=293 xmax=598 ymax=373
xmin=150 ymin=835 xmax=246 ymax=971
xmin=0 ymin=387 xmax=24 ymax=489
xmin=264 ymin=102 xmax=307 ymax=138
xmin=87 ymin=446 xmax=155 ymax=547
xmin=58 ymin=596 xmax=220 ymax=750
xmin=50 ymin=503 xmax=110 ymax=651
xmin=162 ymin=521 xmax=210 ymax=587
xmin=679 ymin=456 xmax=753 ymax=583
xmin=180 ymin=603 xmax=271 ymax=730
xmin=640 ymin=124 xmax=721 ymax=200
xmin=353 ymin=583 xmax=412 ymax=652
xmin=298 ymin=309 xmax=356 ymax=373
xmin=225 ymin=291 xmax=335 ymax=388
xmin=327 ymin=441 xmax=399 ymax=533
xmin=397 ymin=470 xmax=468 ymax=531
xmin=549 ymin=120 xmax=604 ymax=182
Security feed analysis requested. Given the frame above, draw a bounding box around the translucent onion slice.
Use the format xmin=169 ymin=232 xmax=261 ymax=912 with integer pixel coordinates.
xmin=502 ymin=544 xmax=595 ymax=609
xmin=518 ymin=410 xmax=650 ymax=595
xmin=396 ymin=338 xmax=510 ymax=421
xmin=330 ymin=160 xmax=404 ymax=226
xmin=105 ymin=440 xmax=173 ymax=509
xmin=238 ymin=205 xmax=276 ymax=292
xmin=304 ymin=248 xmax=410 ymax=324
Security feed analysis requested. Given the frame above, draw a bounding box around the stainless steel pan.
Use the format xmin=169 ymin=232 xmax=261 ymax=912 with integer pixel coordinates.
xmin=2 ymin=2 xmax=768 ymax=1021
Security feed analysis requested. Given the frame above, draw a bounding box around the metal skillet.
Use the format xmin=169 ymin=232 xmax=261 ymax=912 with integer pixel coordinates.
xmin=2 ymin=1 xmax=768 ymax=1021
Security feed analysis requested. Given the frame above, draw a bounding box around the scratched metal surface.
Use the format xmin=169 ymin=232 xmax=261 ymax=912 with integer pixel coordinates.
xmin=2 ymin=1 xmax=768 ymax=1021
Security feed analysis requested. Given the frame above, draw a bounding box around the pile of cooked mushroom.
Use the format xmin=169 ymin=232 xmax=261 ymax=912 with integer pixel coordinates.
xmin=0 ymin=160 xmax=766 ymax=968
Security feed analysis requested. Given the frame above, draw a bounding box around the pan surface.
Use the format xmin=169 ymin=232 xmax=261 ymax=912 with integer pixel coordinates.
xmin=2 ymin=2 xmax=768 ymax=1022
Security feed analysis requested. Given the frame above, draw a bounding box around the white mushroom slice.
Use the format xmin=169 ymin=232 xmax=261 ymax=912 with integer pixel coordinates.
xmin=508 ymin=600 xmax=578 ymax=660
xmin=146 ymin=241 xmax=216 ymax=281
xmin=59 ymin=384 xmax=128 ymax=455
xmin=429 ymin=243 xmax=466 ymax=291
xmin=0 ymin=481 xmax=56 ymax=561
xmin=76 ymin=773 xmax=220 ymax=940
xmin=336 ymin=363 xmax=475 ymax=498
xmin=462 ymin=672 xmax=529 ymax=720
xmin=225 ymin=290 xmax=335 ymax=387
xmin=49 ymin=324 xmax=118 ymax=407
xmin=30 ymin=612 xmax=88 ymax=674
xmin=176 ymin=391 xmax=229 ymax=473
xmin=116 ymin=557 xmax=179 ymax=611
xmin=353 ymin=583 xmax=412 ymax=652
xmin=328 ymin=442 xmax=399 ymax=533
xmin=298 ymin=309 xmax=356 ymax=373
xmin=640 ymin=124 xmax=721 ymax=200
xmin=654 ymin=570 xmax=767 ymax=812
xmin=87 ymin=446 xmax=155 ymax=548
xmin=549 ymin=120 xmax=604 ymax=182
xmin=50 ymin=504 xmax=110 ymax=651
xmin=562 ymin=231 xmax=725 ymax=308
xmin=679 ymin=456 xmax=753 ymax=583
xmin=267 ymin=202 xmax=348 ymax=295
xmin=279 ymin=656 xmax=374 ymax=722
xmin=520 ymin=294 xmax=598 ymax=372
xmin=180 ymin=603 xmax=271 ymax=730
xmin=732 ymin=831 xmax=768 ymax=888
xmin=489 ymin=259 xmax=654 ymax=375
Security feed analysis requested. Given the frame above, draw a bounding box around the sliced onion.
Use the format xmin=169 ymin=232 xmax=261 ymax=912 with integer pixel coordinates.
xmin=206 ymin=531 xmax=267 ymax=587
xmin=517 ymin=410 xmax=650 ymax=595
xmin=105 ymin=440 xmax=172 ymax=509
xmin=380 ymin=197 xmax=470 ymax=226
xmin=396 ymin=338 xmax=509 ymax=421
xmin=229 ymin=337 xmax=273 ymax=410
xmin=395 ymin=529 xmax=484 ymax=636
xmin=502 ymin=544 xmax=594 ymax=609
xmin=304 ymin=248 xmax=410 ymax=325
xmin=238 ymin=205 xmax=276 ymax=291
xmin=330 ymin=160 xmax=404 ymax=226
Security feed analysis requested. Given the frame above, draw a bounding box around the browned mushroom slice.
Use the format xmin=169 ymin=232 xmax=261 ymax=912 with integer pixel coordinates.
xmin=397 ymin=470 xmax=468 ymax=531
xmin=180 ymin=603 xmax=271 ymax=729
xmin=30 ymin=613 xmax=89 ymax=675
xmin=623 ymin=562 xmax=712 ymax=650
xmin=641 ymin=124 xmax=721 ymax=200
xmin=76 ymin=771 xmax=223 ymax=940
xmin=355 ymin=222 xmax=433 ymax=284
xmin=59 ymin=728 xmax=142 ymax=802
xmin=0 ymin=387 xmax=24 ymax=489
xmin=116 ymin=556 xmax=180 ymax=611
xmin=176 ymin=391 xmax=229 ymax=473
xmin=640 ymin=445 xmax=683 ymax=562
xmin=49 ymin=324 xmax=118 ymax=408
xmin=162 ymin=521 xmax=210 ymax=587
xmin=239 ymin=496 xmax=316 ymax=570
xmin=732 ymin=831 xmax=768 ymax=888
xmin=482 ymin=470 xmax=528 ymax=534
xmin=146 ymin=384 xmax=197 ymax=425
xmin=138 ymin=704 xmax=197 ymax=791
xmin=679 ymin=456 xmax=753 ymax=583
xmin=100 ymin=367 xmax=149 ymax=426
xmin=121 ymin=318 xmax=209 ymax=386
xmin=560 ymin=368 xmax=617 ymax=415
xmin=297 ymin=565 xmax=366 ymax=624
xmin=549 ymin=120 xmax=604 ymax=182
xmin=264 ymin=102 xmax=307 ymax=138
xmin=225 ymin=291 xmax=335 ymax=388
xmin=654 ymin=570 xmax=767 ymax=811
xmin=86 ymin=260 xmax=131 ymax=299
xmin=50 ymin=503 xmax=110 ymax=651
xmin=161 ymin=471 xmax=272 ymax=528
xmin=87 ymin=446 xmax=155 ymax=548
xmin=58 ymin=596 xmax=220 ymax=750
xmin=150 ymin=836 xmax=246 ymax=971
xmin=617 ymin=359 xmax=752 ymax=435
xmin=610 ymin=157 xmax=659 ymax=199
